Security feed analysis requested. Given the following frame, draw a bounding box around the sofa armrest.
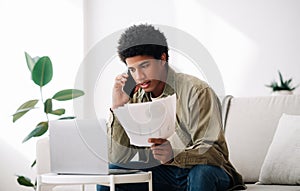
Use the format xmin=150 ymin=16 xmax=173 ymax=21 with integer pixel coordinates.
xmin=36 ymin=137 xmax=51 ymax=175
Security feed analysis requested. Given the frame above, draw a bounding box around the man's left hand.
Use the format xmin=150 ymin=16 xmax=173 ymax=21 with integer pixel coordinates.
xmin=148 ymin=138 xmax=174 ymax=164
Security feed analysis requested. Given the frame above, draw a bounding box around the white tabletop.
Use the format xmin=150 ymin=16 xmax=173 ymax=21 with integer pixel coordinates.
xmin=39 ymin=171 xmax=152 ymax=186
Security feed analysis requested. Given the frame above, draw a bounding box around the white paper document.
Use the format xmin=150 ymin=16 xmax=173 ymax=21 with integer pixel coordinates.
xmin=113 ymin=94 xmax=176 ymax=146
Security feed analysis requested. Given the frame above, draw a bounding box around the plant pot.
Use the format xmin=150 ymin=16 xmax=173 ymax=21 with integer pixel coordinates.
xmin=272 ymin=90 xmax=293 ymax=96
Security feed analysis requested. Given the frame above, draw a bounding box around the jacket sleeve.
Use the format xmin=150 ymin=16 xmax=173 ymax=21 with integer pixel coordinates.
xmin=107 ymin=109 xmax=139 ymax=163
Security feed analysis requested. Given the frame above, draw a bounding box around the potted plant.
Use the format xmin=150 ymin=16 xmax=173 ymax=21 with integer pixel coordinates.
xmin=12 ymin=52 xmax=84 ymax=190
xmin=266 ymin=71 xmax=298 ymax=95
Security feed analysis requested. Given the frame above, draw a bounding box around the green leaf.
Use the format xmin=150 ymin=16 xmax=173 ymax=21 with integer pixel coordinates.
xmin=16 ymin=175 xmax=34 ymax=187
xmin=52 ymin=89 xmax=84 ymax=101
xmin=24 ymin=52 xmax=36 ymax=72
xmin=278 ymin=71 xmax=284 ymax=86
xmin=59 ymin=116 xmax=76 ymax=120
xmin=13 ymin=108 xmax=36 ymax=123
xmin=44 ymin=99 xmax=52 ymax=113
xmin=31 ymin=56 xmax=53 ymax=87
xmin=13 ymin=99 xmax=39 ymax=122
xmin=23 ymin=122 xmax=48 ymax=143
xmin=50 ymin=108 xmax=65 ymax=116
xmin=31 ymin=160 xmax=36 ymax=168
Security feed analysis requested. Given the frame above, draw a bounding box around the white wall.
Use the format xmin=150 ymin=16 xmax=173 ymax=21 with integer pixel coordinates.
xmin=84 ymin=0 xmax=300 ymax=119
xmin=174 ymin=0 xmax=300 ymax=96
xmin=0 ymin=0 xmax=83 ymax=190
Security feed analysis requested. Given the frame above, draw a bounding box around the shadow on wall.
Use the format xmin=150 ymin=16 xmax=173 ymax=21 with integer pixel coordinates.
xmin=0 ymin=138 xmax=36 ymax=191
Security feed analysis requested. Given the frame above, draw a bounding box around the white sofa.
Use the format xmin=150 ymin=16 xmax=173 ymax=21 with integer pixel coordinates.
xmin=37 ymin=95 xmax=300 ymax=191
xmin=222 ymin=95 xmax=300 ymax=190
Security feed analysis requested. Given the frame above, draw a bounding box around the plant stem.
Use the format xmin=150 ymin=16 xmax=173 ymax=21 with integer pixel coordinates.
xmin=40 ymin=87 xmax=49 ymax=121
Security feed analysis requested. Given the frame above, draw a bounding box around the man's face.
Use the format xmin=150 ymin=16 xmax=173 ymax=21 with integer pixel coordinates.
xmin=125 ymin=55 xmax=167 ymax=97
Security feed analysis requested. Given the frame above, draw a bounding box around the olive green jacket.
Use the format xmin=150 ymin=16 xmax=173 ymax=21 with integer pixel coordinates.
xmin=108 ymin=67 xmax=245 ymax=190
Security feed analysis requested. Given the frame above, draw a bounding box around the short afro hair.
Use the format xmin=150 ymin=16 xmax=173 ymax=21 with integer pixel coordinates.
xmin=117 ymin=24 xmax=169 ymax=63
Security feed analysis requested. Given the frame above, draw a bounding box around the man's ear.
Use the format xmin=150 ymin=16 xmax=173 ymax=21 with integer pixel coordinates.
xmin=161 ymin=53 xmax=167 ymax=61
xmin=160 ymin=53 xmax=167 ymax=66
xmin=161 ymin=53 xmax=168 ymax=67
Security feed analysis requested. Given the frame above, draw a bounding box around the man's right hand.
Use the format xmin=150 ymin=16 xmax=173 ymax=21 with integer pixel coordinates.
xmin=111 ymin=73 xmax=131 ymax=110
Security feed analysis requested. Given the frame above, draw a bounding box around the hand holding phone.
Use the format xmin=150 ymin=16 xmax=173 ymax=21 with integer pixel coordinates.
xmin=112 ymin=72 xmax=135 ymax=109
xmin=123 ymin=71 xmax=136 ymax=98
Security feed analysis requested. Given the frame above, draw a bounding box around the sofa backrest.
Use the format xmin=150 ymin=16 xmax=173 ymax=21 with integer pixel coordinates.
xmin=222 ymin=95 xmax=300 ymax=183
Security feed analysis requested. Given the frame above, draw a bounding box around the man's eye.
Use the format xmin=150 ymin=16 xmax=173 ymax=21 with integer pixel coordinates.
xmin=129 ymin=68 xmax=135 ymax=72
xmin=141 ymin=63 xmax=149 ymax=68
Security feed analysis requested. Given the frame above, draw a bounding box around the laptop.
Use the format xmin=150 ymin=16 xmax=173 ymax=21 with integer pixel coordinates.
xmin=49 ymin=119 xmax=139 ymax=175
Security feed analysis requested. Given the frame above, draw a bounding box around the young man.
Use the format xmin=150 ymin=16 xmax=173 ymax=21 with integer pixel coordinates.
xmin=98 ymin=24 xmax=245 ymax=191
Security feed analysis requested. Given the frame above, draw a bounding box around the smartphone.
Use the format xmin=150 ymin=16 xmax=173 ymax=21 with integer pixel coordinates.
xmin=123 ymin=71 xmax=136 ymax=98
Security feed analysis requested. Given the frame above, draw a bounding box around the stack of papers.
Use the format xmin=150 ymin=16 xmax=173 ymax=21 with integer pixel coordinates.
xmin=113 ymin=94 xmax=176 ymax=146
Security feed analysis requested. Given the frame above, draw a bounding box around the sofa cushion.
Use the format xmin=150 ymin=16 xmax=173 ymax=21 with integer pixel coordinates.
xmin=237 ymin=184 xmax=300 ymax=191
xmin=259 ymin=113 xmax=300 ymax=185
xmin=223 ymin=95 xmax=300 ymax=183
